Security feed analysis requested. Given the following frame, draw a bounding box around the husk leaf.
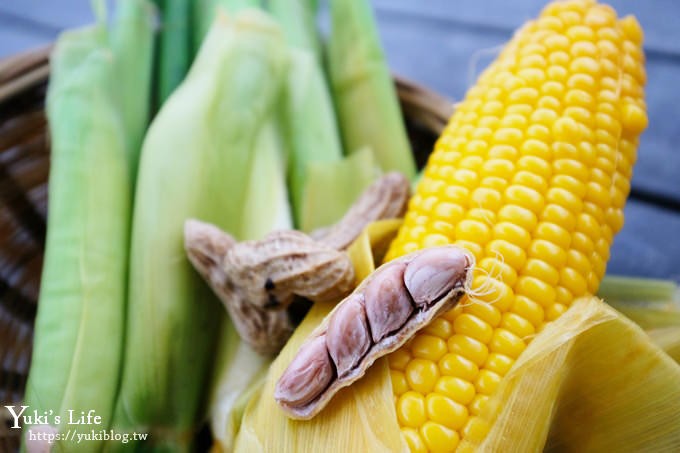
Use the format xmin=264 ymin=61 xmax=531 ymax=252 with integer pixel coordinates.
xmin=459 ymin=297 xmax=680 ymax=452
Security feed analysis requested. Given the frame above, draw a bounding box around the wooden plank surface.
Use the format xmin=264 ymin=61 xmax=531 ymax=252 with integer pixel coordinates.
xmin=373 ymin=0 xmax=680 ymax=56
xmin=0 ymin=0 xmax=93 ymax=34
xmin=0 ymin=15 xmax=55 ymax=58
xmin=609 ymin=200 xmax=680 ymax=280
xmin=1 ymin=0 xmax=679 ymax=281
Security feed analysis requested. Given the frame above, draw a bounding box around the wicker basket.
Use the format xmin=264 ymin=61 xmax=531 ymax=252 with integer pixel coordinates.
xmin=0 ymin=45 xmax=453 ymax=451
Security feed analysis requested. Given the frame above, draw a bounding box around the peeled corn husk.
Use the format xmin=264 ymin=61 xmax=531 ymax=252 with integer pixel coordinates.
xmin=234 ymin=221 xmax=680 ymax=452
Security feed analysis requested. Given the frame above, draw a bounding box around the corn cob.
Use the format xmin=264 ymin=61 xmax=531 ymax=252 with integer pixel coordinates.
xmin=383 ymin=1 xmax=647 ymax=450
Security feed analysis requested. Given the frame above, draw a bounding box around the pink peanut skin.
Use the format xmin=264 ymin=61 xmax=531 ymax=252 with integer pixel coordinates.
xmin=326 ymin=294 xmax=372 ymax=378
xmin=364 ymin=261 xmax=413 ymax=343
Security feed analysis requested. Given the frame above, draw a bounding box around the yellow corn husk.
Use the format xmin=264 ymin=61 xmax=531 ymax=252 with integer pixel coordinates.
xmin=648 ymin=327 xmax=680 ymax=364
xmin=383 ymin=0 xmax=651 ymax=450
xmin=461 ymin=297 xmax=680 ymax=452
xmin=233 ymin=220 xmax=408 ymax=453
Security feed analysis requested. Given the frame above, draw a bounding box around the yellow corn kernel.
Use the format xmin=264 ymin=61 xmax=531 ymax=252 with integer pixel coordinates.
xmin=478 ymin=257 xmax=518 ymax=287
xmin=406 ymin=359 xmax=440 ymax=394
xmin=411 ymin=335 xmax=448 ymax=362
xmin=515 ymin=275 xmax=557 ymax=307
xmin=512 ymin=295 xmax=545 ymax=326
xmin=392 ymin=370 xmax=410 ymax=396
xmin=485 ymin=240 xmax=527 ymax=270
xmin=541 ymin=203 xmax=576 ymax=231
xmin=498 ymin=204 xmax=538 ymax=231
xmin=398 ymin=391 xmax=427 ymax=428
xmin=454 ymin=240 xmax=484 ymax=262
xmin=461 ymin=417 xmax=490 ymax=443
xmin=528 ymin=239 xmax=568 ymax=268
xmin=462 ymin=301 xmax=502 ymax=327
xmin=505 ymin=185 xmax=545 ymax=214
xmin=492 ymin=222 xmax=532 ymax=249
xmin=434 ymin=376 xmax=476 ymax=406
xmin=546 ymin=302 xmax=568 ymax=320
xmin=560 ymin=266 xmax=588 ymax=294
xmin=438 ymin=353 xmax=479 ymax=381
xmin=474 ymin=369 xmax=502 ymax=395
xmin=469 ymin=394 xmax=490 ymax=416
xmin=448 ymin=335 xmax=489 ymax=367
xmin=534 ymin=221 xmax=573 ymax=250
xmin=453 ymin=313 xmax=494 ymax=344
xmin=471 ymin=187 xmax=503 ymax=211
xmin=512 ymin=170 xmax=549 ymax=193
xmin=489 ymin=328 xmax=527 ymax=358
xmin=426 ymin=394 xmax=469 ymax=430
xmin=402 ymin=428 xmax=428 ymax=453
xmin=522 ymin=258 xmax=560 ymax=286
xmin=456 ymin=219 xmax=492 ymax=244
xmin=389 ymin=348 xmax=412 ymax=371
xmin=467 ymin=208 xmax=497 ymax=225
xmin=484 ymin=352 xmax=515 ymax=376
xmin=480 ymin=176 xmax=509 ymax=192
xmin=422 ymin=318 xmax=454 ymax=339
xmin=471 ymin=276 xmax=515 ymax=311
xmin=388 ymin=1 xmax=646 ymax=449
xmin=421 ymin=422 xmax=460 ymax=452
xmin=555 ymin=285 xmax=573 ymax=305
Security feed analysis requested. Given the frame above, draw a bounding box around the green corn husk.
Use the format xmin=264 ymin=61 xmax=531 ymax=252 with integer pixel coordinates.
xmin=299 ymin=146 xmax=379 ymax=232
xmin=268 ymin=0 xmax=321 ymax=58
xmin=192 ymin=0 xmax=260 ymax=54
xmin=240 ymin=120 xmax=292 ymax=238
xmin=112 ymin=10 xmax=288 ymax=451
xmin=598 ymin=275 xmax=678 ymax=307
xmin=22 ymin=27 xmax=130 ymax=452
xmin=109 ymin=0 xmax=155 ymax=177
xmin=267 ymin=0 xmax=382 ymax=231
xmin=280 ymin=48 xmax=348 ymax=230
xmin=328 ymin=0 xmax=416 ymax=178
xmin=48 ymin=27 xmax=106 ymax=82
xmin=153 ymin=0 xmax=192 ymax=105
xmin=208 ymin=118 xmax=293 ymax=452
xmin=192 ymin=0 xmax=214 ymax=53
